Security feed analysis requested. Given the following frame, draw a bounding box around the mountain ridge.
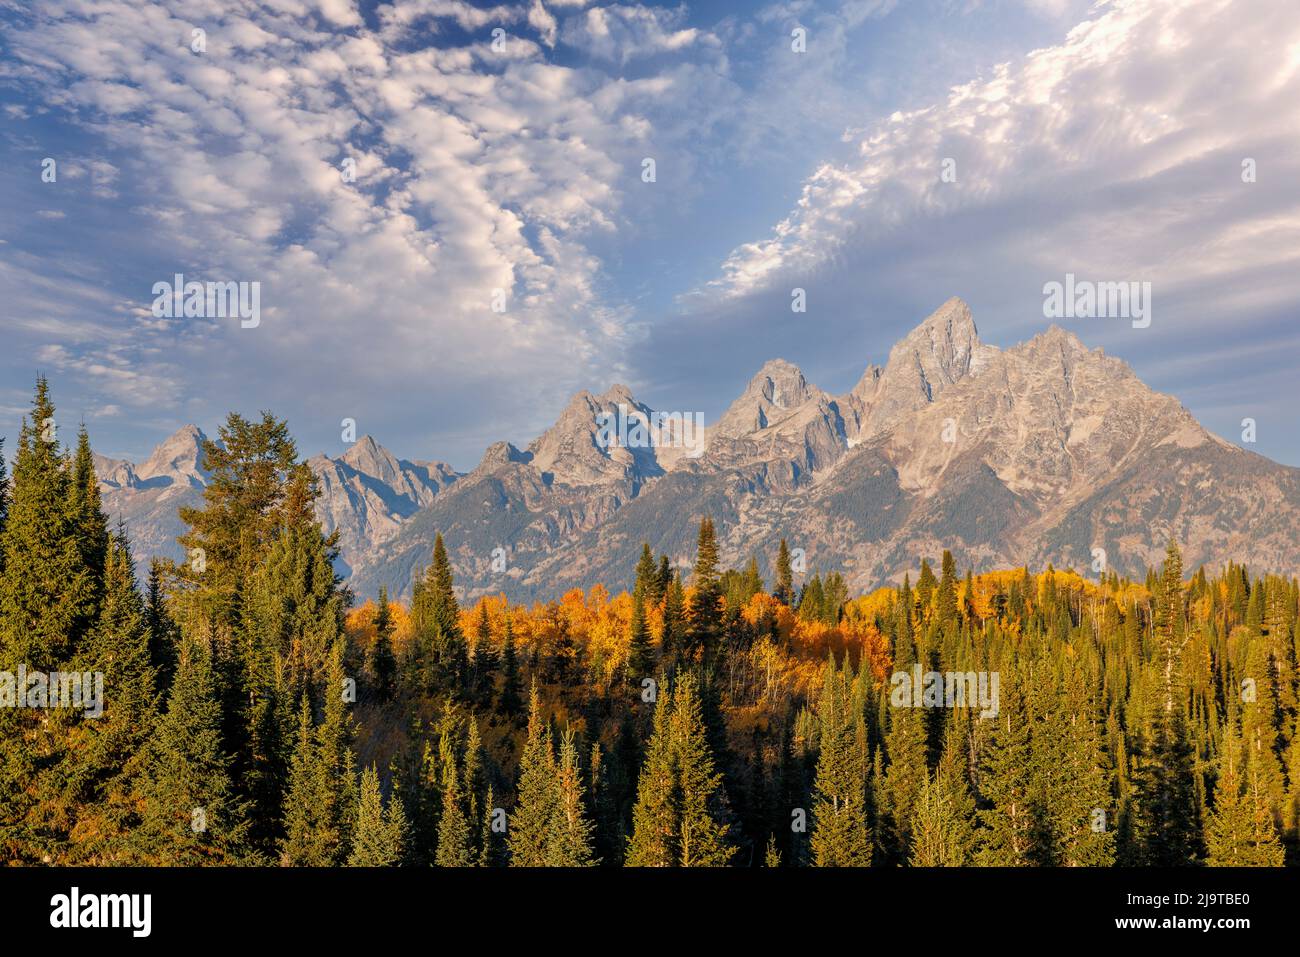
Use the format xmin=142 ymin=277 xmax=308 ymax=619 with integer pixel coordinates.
xmin=94 ymin=298 xmax=1300 ymax=600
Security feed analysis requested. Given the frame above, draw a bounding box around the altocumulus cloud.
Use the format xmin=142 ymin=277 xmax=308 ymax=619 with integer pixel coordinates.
xmin=675 ymin=0 xmax=1300 ymax=465
xmin=0 ymin=0 xmax=734 ymax=464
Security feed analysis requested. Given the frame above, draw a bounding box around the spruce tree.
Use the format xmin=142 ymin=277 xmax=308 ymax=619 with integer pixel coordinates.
xmin=686 ymin=518 xmax=723 ymax=658
xmin=1206 ymin=719 xmax=1284 ymax=866
xmin=370 ymin=586 xmax=398 ymax=702
xmin=434 ymin=734 xmax=473 ymax=867
xmin=71 ymin=526 xmax=159 ymax=861
xmin=508 ymin=683 xmax=557 ymax=866
xmin=349 ymin=766 xmax=406 ymax=866
xmin=810 ymin=658 xmax=871 ymax=865
xmin=497 ymin=614 xmax=523 ymax=718
xmin=546 ymin=729 xmax=597 ymax=866
xmin=774 ymin=539 xmax=794 ymax=606
xmin=977 ymin=665 xmax=1037 ymax=866
xmin=672 ymin=675 xmax=732 ymax=866
xmin=626 ymin=683 xmax=678 ymax=867
xmin=626 ymin=589 xmax=655 ymax=683
xmin=909 ymin=727 xmax=976 ymax=866
xmin=0 ymin=377 xmax=95 ymax=668
xmin=132 ymin=634 xmax=250 ymax=864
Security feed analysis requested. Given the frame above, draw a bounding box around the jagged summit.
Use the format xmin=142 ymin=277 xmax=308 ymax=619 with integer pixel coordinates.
xmin=135 ymin=424 xmax=209 ymax=488
xmin=712 ymin=358 xmax=817 ymax=439
xmin=96 ymin=298 xmax=1300 ymax=603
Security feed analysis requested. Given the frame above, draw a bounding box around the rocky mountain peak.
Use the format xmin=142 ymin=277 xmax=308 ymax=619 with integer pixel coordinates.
xmin=341 ymin=434 xmax=401 ymax=483
xmin=713 ymin=358 xmax=817 ymax=439
xmin=886 ymin=296 xmax=991 ymax=394
xmin=135 ymin=424 xmax=209 ymax=488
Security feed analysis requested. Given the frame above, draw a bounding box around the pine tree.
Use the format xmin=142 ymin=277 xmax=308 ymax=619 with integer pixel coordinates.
xmin=1206 ymin=719 xmax=1284 ymax=866
xmin=497 ymin=614 xmax=523 ymax=717
xmin=774 ymin=539 xmax=794 ymax=606
xmin=434 ymin=734 xmax=473 ymax=867
xmin=626 ymin=683 xmax=678 ymax=867
xmin=546 ymin=729 xmax=597 ymax=866
xmin=349 ymin=766 xmax=406 ymax=866
xmin=686 ymin=518 xmax=723 ymax=658
xmin=626 ymin=589 xmax=655 ymax=682
xmin=173 ymin=412 xmax=307 ymax=627
xmin=810 ymin=658 xmax=871 ymax=866
xmin=508 ymin=683 xmax=557 ymax=866
xmin=132 ymin=635 xmax=250 ymax=864
xmin=370 ymin=586 xmax=398 ymax=702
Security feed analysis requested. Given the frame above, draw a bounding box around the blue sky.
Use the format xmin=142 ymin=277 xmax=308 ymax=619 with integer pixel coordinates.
xmin=2 ymin=0 xmax=1298 ymax=471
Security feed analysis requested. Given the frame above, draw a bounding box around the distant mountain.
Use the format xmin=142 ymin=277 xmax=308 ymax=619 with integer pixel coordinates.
xmin=97 ymin=428 xmax=459 ymax=575
xmin=99 ymin=298 xmax=1300 ymax=600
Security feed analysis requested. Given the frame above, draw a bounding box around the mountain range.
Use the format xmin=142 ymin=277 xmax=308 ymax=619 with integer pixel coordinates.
xmin=95 ymin=298 xmax=1300 ymax=601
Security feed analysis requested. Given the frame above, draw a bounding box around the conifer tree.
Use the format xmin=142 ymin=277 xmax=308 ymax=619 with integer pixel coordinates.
xmin=1206 ymin=720 xmax=1284 ymax=866
xmin=546 ymin=729 xmax=597 ymax=866
xmin=882 ymin=703 xmax=929 ymax=862
xmin=634 ymin=543 xmax=658 ymax=601
xmin=661 ymin=575 xmax=686 ymax=660
xmin=686 ymin=518 xmax=723 ymax=658
xmin=497 ymin=615 xmax=523 ymax=717
xmin=70 ymin=426 xmax=109 ymax=604
xmin=655 ymin=555 xmax=673 ymax=604
xmin=133 ymin=635 xmax=250 ymax=864
xmin=774 ymin=539 xmax=794 ymax=607
xmin=280 ymin=697 xmax=334 ymax=866
xmin=509 ymin=683 xmax=557 ymax=866
xmin=0 ymin=377 xmax=95 ymax=668
xmin=626 ymin=589 xmax=655 ymax=682
xmin=909 ymin=727 xmax=976 ymax=866
xmin=349 ymin=766 xmax=406 ymax=866
xmin=144 ymin=558 xmax=178 ymax=693
xmin=434 ymin=735 xmax=473 ymax=867
xmin=977 ymin=666 xmax=1037 ymax=866
xmin=627 ymin=683 xmax=679 ymax=867
xmin=370 ymin=586 xmax=398 ymax=702
xmin=673 ymin=675 xmax=732 ymax=866
xmin=936 ymin=550 xmax=958 ymax=625
xmin=478 ymin=784 xmax=502 ymax=867
xmin=71 ymin=526 xmax=159 ymax=860
xmin=810 ymin=658 xmax=871 ymax=865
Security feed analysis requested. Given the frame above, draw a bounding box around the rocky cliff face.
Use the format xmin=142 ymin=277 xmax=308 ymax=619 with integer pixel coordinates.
xmin=99 ymin=298 xmax=1300 ymax=601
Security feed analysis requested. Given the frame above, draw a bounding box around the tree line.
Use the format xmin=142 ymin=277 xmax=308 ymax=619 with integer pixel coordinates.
xmin=1 ymin=378 xmax=1296 ymax=867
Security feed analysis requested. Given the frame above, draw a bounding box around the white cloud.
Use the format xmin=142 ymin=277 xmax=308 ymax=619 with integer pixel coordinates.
xmin=0 ymin=0 xmax=736 ymax=462
xmin=700 ymin=0 xmax=1300 ymax=319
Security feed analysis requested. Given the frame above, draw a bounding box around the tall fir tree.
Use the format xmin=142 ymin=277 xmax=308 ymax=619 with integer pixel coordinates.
xmin=810 ymin=657 xmax=872 ymax=865
xmin=508 ymin=683 xmax=557 ymax=866
xmin=349 ymin=766 xmax=407 ymax=866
